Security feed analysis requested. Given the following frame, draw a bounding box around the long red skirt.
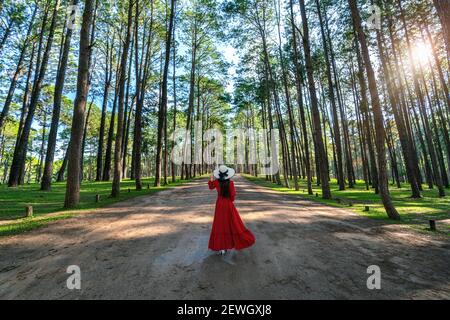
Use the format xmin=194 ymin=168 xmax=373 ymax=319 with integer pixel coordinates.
xmin=208 ymin=180 xmax=255 ymax=251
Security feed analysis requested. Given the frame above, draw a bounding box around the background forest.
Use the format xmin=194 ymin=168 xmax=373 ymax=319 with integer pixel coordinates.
xmin=0 ymin=0 xmax=449 ymax=224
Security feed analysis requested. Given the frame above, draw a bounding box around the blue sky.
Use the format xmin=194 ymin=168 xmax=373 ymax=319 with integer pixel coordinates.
xmin=220 ymin=45 xmax=239 ymax=94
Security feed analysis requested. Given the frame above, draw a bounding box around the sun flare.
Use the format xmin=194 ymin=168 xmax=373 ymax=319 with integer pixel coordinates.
xmin=410 ymin=41 xmax=433 ymax=66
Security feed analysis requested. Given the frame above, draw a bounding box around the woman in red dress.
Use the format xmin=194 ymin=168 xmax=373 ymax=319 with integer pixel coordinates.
xmin=208 ymin=165 xmax=255 ymax=255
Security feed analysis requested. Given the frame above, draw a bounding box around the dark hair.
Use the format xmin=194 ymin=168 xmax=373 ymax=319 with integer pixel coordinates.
xmin=219 ymin=179 xmax=230 ymax=198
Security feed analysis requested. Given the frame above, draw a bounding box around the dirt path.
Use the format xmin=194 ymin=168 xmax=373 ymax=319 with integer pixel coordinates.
xmin=0 ymin=176 xmax=449 ymax=299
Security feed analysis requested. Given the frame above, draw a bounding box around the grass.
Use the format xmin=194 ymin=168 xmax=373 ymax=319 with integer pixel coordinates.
xmin=0 ymin=176 xmax=203 ymax=237
xmin=243 ymin=174 xmax=450 ymax=236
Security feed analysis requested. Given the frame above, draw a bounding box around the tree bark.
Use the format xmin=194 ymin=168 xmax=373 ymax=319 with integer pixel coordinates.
xmin=397 ymin=0 xmax=445 ymax=197
xmin=132 ymin=0 xmax=154 ymax=188
xmin=112 ymin=0 xmax=134 ymax=198
xmin=290 ymin=0 xmax=312 ymax=194
xmin=80 ymin=100 xmax=94 ymax=181
xmin=8 ymin=0 xmax=59 ymax=187
xmin=375 ymin=3 xmax=421 ymax=198
xmin=96 ymin=32 xmax=113 ymax=181
xmin=171 ymin=5 xmax=177 ymax=183
xmin=354 ymin=33 xmax=379 ymax=193
xmin=162 ymin=0 xmax=174 ymax=184
xmin=423 ymin=23 xmax=450 ymax=115
xmin=41 ymin=0 xmax=78 ymax=190
xmin=299 ymin=0 xmax=331 ymax=199
xmin=275 ymin=0 xmax=298 ymax=190
xmin=348 ymin=0 xmax=400 ymax=220
xmin=182 ymin=16 xmax=198 ymax=181
xmin=315 ymin=0 xmax=345 ymax=190
xmin=64 ymin=0 xmax=95 ymax=208
xmin=36 ymin=107 xmax=48 ymax=182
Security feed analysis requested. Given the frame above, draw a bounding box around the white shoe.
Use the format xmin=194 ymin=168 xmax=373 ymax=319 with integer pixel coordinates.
xmin=219 ymin=250 xmax=227 ymax=256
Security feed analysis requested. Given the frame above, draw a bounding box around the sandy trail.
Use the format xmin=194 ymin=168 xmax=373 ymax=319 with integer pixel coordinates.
xmin=0 ymin=176 xmax=449 ymax=299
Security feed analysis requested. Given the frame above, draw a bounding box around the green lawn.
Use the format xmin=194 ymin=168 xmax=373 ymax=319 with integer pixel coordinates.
xmin=243 ymin=174 xmax=450 ymax=236
xmin=0 ymin=177 xmax=202 ymax=237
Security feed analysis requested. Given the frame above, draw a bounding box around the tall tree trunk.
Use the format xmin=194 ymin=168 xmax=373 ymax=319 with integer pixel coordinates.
xmin=133 ymin=0 xmax=154 ymax=188
xmin=375 ymin=2 xmax=421 ymax=198
xmin=41 ymin=0 xmax=78 ymax=190
xmin=96 ymin=33 xmax=113 ymax=181
xmin=428 ymin=56 xmax=450 ymax=175
xmin=397 ymin=0 xmax=445 ymax=197
xmin=103 ymin=27 xmax=124 ymax=182
xmin=123 ymin=98 xmax=134 ymax=178
xmin=103 ymin=92 xmax=118 ymax=181
xmin=112 ymin=0 xmax=134 ymax=198
xmin=324 ymin=8 xmax=355 ymax=187
xmin=19 ymin=2 xmax=50 ymax=185
xmin=386 ymin=16 xmax=423 ymax=190
xmin=8 ymin=0 xmax=60 ymax=187
xmin=420 ymin=67 xmax=450 ymax=188
xmin=182 ymin=18 xmax=197 ymax=181
xmin=64 ymin=0 xmax=95 ymax=208
xmin=256 ymin=12 xmax=283 ymax=186
xmin=15 ymin=44 xmax=36 ymax=186
xmin=423 ymin=24 xmax=450 ymax=115
xmin=354 ymin=35 xmax=379 ymax=193
xmin=275 ymin=0 xmax=298 ymax=190
xmin=315 ymin=0 xmax=345 ymax=190
xmin=80 ymin=100 xmax=94 ymax=181
xmin=351 ymin=68 xmax=370 ymax=189
xmin=171 ymin=5 xmax=177 ymax=184
xmin=348 ymin=0 xmax=400 ymax=219
xmin=36 ymin=108 xmax=48 ymax=183
xmin=299 ymin=0 xmax=331 ymax=199
xmin=121 ymin=34 xmax=135 ymax=179
xmin=290 ymin=0 xmax=312 ymax=194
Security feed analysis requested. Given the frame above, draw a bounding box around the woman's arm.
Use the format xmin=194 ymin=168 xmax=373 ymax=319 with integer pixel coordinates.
xmin=208 ymin=174 xmax=216 ymax=190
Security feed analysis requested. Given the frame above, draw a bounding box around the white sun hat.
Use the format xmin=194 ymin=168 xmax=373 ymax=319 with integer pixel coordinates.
xmin=213 ymin=165 xmax=236 ymax=181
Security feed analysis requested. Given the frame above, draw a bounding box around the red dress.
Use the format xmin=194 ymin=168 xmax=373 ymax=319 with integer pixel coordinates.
xmin=208 ymin=180 xmax=255 ymax=251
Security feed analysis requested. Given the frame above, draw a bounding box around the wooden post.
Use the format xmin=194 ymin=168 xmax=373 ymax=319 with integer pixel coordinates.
xmin=337 ymin=198 xmax=341 ymax=204
xmin=25 ymin=206 xmax=33 ymax=218
xmin=429 ymin=220 xmax=436 ymax=231
xmin=128 ymin=188 xmax=131 ymax=193
xmin=147 ymin=184 xmax=150 ymax=190
xmin=364 ymin=206 xmax=370 ymax=212
xmin=316 ymin=193 xmax=319 ymax=197
xmin=348 ymin=202 xmax=353 ymax=207
xmin=96 ymin=194 xmax=100 ymax=203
